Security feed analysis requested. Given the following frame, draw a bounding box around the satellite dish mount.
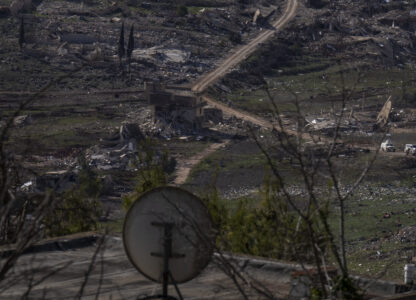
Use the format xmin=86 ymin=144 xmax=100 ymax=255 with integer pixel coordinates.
xmin=143 ymin=221 xmax=184 ymax=300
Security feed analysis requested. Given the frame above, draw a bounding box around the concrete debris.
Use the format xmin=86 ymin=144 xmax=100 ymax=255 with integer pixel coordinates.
xmin=19 ymin=181 xmax=33 ymax=192
xmin=86 ymin=45 xmax=102 ymax=61
xmin=13 ymin=115 xmax=32 ymax=127
xmin=252 ymin=9 xmax=261 ymax=24
xmin=84 ymin=123 xmax=146 ymax=171
xmin=304 ymin=116 xmax=358 ymax=136
xmin=203 ymin=107 xmax=223 ymax=124
xmin=86 ymin=144 xmax=136 ymax=171
xmin=376 ymin=96 xmax=392 ymax=130
xmin=57 ymin=42 xmax=69 ymax=56
xmin=395 ymin=226 xmax=416 ymax=243
xmin=132 ymin=46 xmax=190 ymax=64
xmin=1 ymin=0 xmax=282 ymax=90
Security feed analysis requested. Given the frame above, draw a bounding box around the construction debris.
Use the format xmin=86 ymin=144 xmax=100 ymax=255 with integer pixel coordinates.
xmin=86 ymin=123 xmax=145 ymax=171
xmin=305 ymin=116 xmax=358 ymax=136
xmin=13 ymin=115 xmax=32 ymax=127
xmin=203 ymin=107 xmax=223 ymax=124
xmin=376 ymin=96 xmax=392 ymax=130
xmin=132 ymin=47 xmax=190 ymax=64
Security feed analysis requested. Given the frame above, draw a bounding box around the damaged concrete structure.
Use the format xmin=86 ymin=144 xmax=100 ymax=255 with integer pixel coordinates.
xmin=375 ymin=97 xmax=392 ymax=130
xmin=203 ymin=107 xmax=223 ymax=124
xmin=145 ymin=82 xmax=206 ymax=130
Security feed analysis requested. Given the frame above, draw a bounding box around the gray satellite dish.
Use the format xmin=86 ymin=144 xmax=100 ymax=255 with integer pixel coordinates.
xmin=123 ymin=186 xmax=215 ymax=299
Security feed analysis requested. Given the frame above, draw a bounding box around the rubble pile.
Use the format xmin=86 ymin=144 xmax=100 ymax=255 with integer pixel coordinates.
xmin=0 ymin=0 xmax=286 ymax=91
xmin=85 ymin=123 xmax=144 ymax=171
xmin=304 ymin=116 xmax=360 ymax=136
xmin=303 ymin=0 xmax=416 ymax=64
xmin=217 ymin=0 xmax=416 ymax=95
xmin=393 ymin=225 xmax=416 ymax=243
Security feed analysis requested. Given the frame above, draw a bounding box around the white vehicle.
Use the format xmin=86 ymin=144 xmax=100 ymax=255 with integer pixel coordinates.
xmin=404 ymin=144 xmax=416 ymax=155
xmin=380 ymin=140 xmax=395 ymax=152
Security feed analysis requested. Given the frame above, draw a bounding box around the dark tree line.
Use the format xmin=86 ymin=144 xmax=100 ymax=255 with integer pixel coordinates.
xmin=118 ymin=22 xmax=135 ymax=72
xmin=19 ymin=16 xmax=24 ymax=50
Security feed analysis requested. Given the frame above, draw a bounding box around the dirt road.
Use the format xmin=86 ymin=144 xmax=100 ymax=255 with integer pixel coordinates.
xmin=173 ymin=0 xmax=298 ymax=185
xmin=173 ymin=140 xmax=231 ymax=185
xmin=202 ymin=96 xmax=273 ymax=128
xmin=191 ymin=0 xmax=298 ymax=94
xmin=173 ymin=1 xmax=298 ymax=185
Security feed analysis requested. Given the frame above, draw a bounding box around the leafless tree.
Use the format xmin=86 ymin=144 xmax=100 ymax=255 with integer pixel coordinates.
xmin=244 ymin=66 xmax=387 ymax=298
xmin=0 ymin=64 xmax=108 ymax=298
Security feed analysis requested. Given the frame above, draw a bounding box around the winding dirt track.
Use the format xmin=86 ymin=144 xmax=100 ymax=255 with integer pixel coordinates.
xmin=173 ymin=0 xmax=298 ymax=185
xmin=173 ymin=141 xmax=231 ymax=185
xmin=191 ymin=0 xmax=299 ymax=131
xmin=192 ymin=0 xmax=298 ymax=94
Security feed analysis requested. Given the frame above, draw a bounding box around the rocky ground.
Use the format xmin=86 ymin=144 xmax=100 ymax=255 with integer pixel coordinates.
xmin=214 ymin=0 xmax=416 ymax=94
xmin=0 ymin=0 xmax=285 ymax=91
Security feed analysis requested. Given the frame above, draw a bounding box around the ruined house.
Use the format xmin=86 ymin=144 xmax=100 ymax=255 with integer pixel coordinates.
xmin=145 ymin=82 xmax=205 ymax=130
xmin=203 ymin=107 xmax=223 ymax=124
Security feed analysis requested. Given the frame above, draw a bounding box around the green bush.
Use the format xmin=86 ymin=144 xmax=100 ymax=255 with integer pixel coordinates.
xmin=44 ymin=156 xmax=102 ymax=236
xmin=204 ymin=172 xmax=325 ymax=262
xmin=122 ymin=139 xmax=168 ymax=210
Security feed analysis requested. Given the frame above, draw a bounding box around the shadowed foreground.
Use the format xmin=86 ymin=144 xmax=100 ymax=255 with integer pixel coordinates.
xmin=0 ymin=235 xmax=292 ymax=299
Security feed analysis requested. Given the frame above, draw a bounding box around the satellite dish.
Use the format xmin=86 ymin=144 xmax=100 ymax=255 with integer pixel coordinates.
xmin=123 ymin=186 xmax=215 ymax=299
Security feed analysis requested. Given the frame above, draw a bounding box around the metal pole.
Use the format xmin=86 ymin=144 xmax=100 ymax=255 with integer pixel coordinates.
xmin=149 ymin=222 xmax=184 ymax=300
xmin=162 ymin=224 xmax=173 ymax=299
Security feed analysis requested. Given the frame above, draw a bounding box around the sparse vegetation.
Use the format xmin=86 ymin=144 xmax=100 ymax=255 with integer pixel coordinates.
xmin=126 ymin=24 xmax=134 ymax=73
xmin=44 ymin=156 xmax=102 ymax=236
xmin=18 ymin=17 xmax=24 ymax=50
xmin=121 ymin=139 xmax=172 ymax=210
xmin=204 ymin=174 xmax=325 ymax=262
xmin=4 ymin=0 xmax=416 ymax=297
xmin=118 ymin=22 xmax=125 ymax=68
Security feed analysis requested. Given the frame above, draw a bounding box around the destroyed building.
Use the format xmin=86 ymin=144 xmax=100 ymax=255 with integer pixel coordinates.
xmin=203 ymin=107 xmax=223 ymax=124
xmin=145 ymin=82 xmax=206 ymax=130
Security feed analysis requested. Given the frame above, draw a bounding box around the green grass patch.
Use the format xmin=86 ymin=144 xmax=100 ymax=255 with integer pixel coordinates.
xmin=189 ymin=151 xmax=267 ymax=177
xmin=187 ymin=6 xmax=206 ymax=15
xmin=326 ymin=178 xmax=416 ymax=280
xmin=228 ymin=61 xmax=416 ymax=116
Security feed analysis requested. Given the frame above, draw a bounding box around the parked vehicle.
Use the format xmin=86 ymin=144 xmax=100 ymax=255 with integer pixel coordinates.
xmin=380 ymin=140 xmax=395 ymax=152
xmin=404 ymin=144 xmax=416 ymax=155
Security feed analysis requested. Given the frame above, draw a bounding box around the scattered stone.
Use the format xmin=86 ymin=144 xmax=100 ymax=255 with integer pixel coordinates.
xmin=13 ymin=115 xmax=31 ymax=127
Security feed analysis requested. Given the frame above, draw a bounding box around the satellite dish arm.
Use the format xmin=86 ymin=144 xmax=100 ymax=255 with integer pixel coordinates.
xmin=143 ymin=222 xmax=184 ymax=300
